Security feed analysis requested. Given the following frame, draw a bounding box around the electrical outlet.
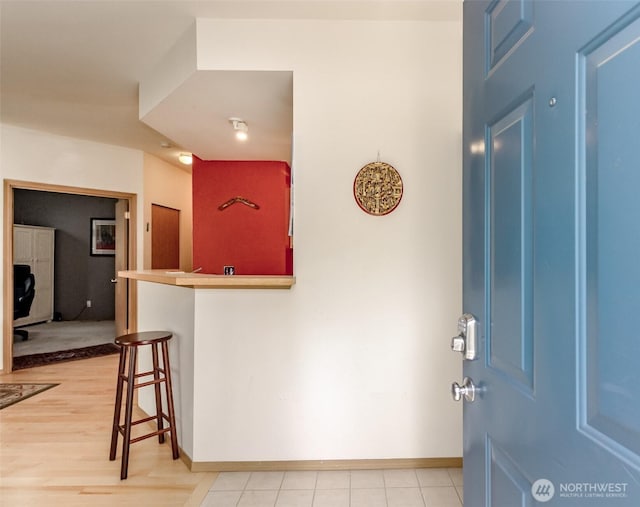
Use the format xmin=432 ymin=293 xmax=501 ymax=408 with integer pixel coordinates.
xmin=86 ymin=300 xmax=92 ymax=308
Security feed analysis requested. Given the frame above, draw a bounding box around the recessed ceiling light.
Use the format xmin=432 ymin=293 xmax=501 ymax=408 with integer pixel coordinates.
xmin=229 ymin=117 xmax=249 ymax=141
xmin=178 ymin=153 xmax=193 ymax=165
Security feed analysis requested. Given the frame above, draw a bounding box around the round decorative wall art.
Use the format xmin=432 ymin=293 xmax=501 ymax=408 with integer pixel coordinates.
xmin=353 ymin=161 xmax=403 ymax=216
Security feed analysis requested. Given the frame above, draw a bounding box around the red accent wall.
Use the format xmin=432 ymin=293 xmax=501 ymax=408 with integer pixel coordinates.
xmin=192 ymin=159 xmax=292 ymax=275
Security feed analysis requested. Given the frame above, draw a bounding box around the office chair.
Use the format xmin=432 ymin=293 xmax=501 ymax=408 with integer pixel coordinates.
xmin=14 ymin=264 xmax=36 ymax=340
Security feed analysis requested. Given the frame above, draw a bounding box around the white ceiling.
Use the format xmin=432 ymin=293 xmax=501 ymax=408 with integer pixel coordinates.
xmin=0 ymin=1 xmax=460 ymax=170
xmin=141 ymin=70 xmax=294 ymax=164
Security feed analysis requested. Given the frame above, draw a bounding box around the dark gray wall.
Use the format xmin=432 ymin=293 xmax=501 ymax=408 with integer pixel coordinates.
xmin=14 ymin=189 xmax=117 ymax=321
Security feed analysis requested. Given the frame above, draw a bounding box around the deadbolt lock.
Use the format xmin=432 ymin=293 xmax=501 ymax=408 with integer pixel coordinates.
xmin=450 ymin=313 xmax=478 ymax=361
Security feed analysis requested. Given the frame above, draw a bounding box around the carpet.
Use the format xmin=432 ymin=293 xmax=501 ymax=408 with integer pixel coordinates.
xmin=0 ymin=383 xmax=58 ymax=410
xmin=12 ymin=320 xmax=116 ymax=357
xmin=12 ymin=343 xmax=120 ymax=371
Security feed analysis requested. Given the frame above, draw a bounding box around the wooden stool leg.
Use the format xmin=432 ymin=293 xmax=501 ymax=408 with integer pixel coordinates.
xmin=161 ymin=340 xmax=180 ymax=459
xmin=120 ymin=346 xmax=138 ymax=480
xmin=109 ymin=346 xmax=127 ymax=461
xmin=151 ymin=343 xmax=165 ymax=443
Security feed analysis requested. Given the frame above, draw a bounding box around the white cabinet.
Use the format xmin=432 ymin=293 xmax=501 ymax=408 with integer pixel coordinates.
xmin=14 ymin=225 xmax=55 ymax=326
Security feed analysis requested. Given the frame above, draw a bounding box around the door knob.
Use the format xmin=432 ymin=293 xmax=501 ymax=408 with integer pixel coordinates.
xmin=451 ymin=377 xmax=476 ymax=402
xmin=110 ymin=278 xmax=118 ymax=283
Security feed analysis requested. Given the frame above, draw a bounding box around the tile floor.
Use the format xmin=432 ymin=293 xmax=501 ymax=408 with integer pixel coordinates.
xmin=200 ymin=468 xmax=463 ymax=507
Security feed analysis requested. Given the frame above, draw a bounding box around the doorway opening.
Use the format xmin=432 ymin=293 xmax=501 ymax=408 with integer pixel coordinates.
xmin=3 ymin=180 xmax=137 ymax=373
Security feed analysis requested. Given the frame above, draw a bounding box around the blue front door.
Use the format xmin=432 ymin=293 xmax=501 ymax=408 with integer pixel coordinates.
xmin=462 ymin=1 xmax=640 ymax=505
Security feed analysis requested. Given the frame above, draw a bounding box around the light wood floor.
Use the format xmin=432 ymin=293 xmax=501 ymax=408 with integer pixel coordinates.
xmin=0 ymin=354 xmax=217 ymax=506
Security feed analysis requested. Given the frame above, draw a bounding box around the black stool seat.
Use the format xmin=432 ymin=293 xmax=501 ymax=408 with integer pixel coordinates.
xmin=109 ymin=330 xmax=179 ymax=479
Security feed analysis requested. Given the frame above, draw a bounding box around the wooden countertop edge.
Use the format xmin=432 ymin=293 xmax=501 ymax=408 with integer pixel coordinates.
xmin=118 ymin=270 xmax=295 ymax=289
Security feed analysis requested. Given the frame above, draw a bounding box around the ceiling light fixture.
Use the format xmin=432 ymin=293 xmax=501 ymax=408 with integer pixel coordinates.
xmin=229 ymin=117 xmax=249 ymax=141
xmin=178 ymin=153 xmax=193 ymax=165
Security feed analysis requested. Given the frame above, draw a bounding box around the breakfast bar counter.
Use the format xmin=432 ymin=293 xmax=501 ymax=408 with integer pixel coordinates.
xmin=119 ymin=269 xmax=295 ymax=289
xmin=118 ymin=270 xmax=295 ymax=470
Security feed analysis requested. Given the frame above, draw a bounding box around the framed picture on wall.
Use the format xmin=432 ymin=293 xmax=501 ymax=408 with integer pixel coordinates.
xmin=90 ymin=218 xmax=116 ymax=256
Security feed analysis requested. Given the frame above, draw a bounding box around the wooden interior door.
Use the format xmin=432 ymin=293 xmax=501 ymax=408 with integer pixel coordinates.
xmin=151 ymin=204 xmax=180 ymax=269
xmin=114 ymin=199 xmax=129 ymax=336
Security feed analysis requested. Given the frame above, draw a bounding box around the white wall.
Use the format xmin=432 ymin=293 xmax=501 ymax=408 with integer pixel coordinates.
xmin=2 ymin=12 xmax=464 ymax=461
xmin=1 ymin=124 xmax=145 ymax=368
xmin=137 ymin=281 xmax=196 ymax=457
xmin=145 ymin=17 xmax=463 ymax=461
xmin=143 ymin=153 xmax=193 ymax=271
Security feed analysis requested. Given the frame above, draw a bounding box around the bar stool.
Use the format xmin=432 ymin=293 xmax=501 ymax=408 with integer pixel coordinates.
xmin=109 ymin=331 xmax=179 ymax=479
